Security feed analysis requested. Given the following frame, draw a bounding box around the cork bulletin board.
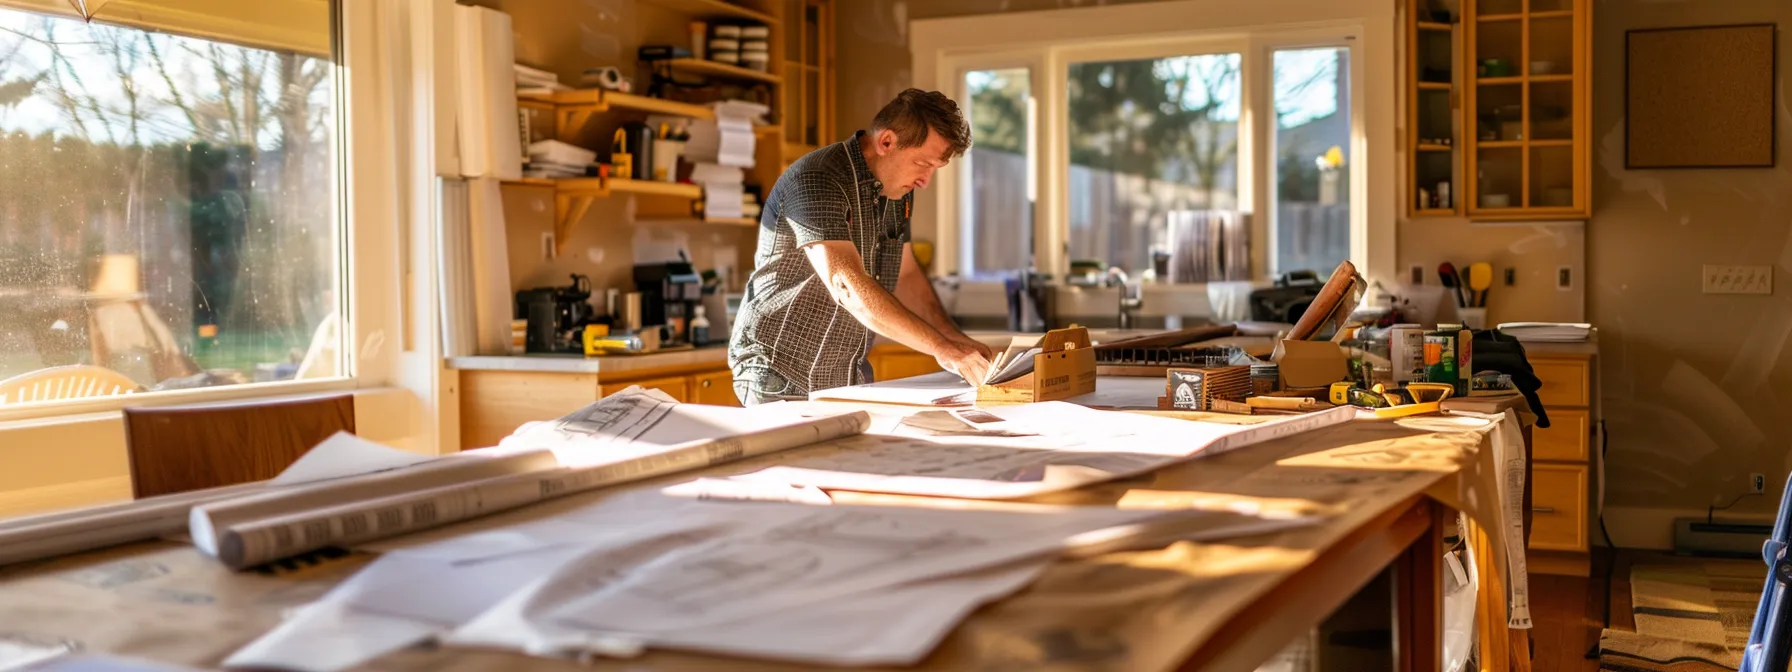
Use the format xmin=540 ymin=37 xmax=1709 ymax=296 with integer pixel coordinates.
xmin=1626 ymin=24 xmax=1776 ymax=169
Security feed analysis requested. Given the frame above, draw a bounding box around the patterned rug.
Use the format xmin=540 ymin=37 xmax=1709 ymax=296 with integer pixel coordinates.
xmin=1598 ymin=558 xmax=1767 ymax=672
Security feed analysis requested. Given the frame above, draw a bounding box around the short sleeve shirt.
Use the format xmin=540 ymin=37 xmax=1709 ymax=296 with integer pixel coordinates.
xmin=728 ymin=131 xmax=913 ymax=400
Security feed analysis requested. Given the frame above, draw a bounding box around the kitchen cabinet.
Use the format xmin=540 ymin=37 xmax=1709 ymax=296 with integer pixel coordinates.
xmin=459 ymin=358 xmax=742 ymax=451
xmin=1402 ymin=0 xmax=1592 ymax=220
xmin=1462 ymin=0 xmax=1591 ymax=219
xmin=868 ymin=345 xmax=942 ymax=382
xmin=1526 ymin=351 xmax=1595 ymax=576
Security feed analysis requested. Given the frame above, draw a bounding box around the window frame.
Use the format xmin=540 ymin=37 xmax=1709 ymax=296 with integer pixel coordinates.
xmin=0 ymin=0 xmax=431 ymax=437
xmin=912 ymin=0 xmax=1395 ymax=290
xmin=944 ymin=52 xmax=1045 ymax=281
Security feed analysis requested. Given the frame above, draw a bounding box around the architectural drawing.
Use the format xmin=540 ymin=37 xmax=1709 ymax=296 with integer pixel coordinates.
xmin=764 ymin=510 xmax=988 ymax=556
xmin=543 ymin=389 xmax=674 ymax=444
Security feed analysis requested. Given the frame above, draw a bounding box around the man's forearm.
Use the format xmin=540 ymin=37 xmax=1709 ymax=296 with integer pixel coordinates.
xmin=828 ymin=267 xmax=955 ymax=356
xmin=895 ymin=247 xmax=969 ymax=341
xmin=896 ymin=277 xmax=964 ymax=340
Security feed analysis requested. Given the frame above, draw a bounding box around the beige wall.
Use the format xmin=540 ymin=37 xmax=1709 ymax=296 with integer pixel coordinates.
xmin=1584 ymin=0 xmax=1792 ymax=520
xmin=469 ymin=0 xmax=759 ymax=298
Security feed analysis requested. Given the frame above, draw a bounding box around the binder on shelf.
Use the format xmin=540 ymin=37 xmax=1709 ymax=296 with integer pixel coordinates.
xmin=975 ymin=326 xmax=1097 ymax=403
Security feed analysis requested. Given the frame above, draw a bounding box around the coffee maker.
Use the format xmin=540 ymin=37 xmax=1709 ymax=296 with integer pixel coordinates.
xmin=633 ymin=261 xmax=702 ymax=345
xmin=515 ymin=274 xmax=594 ymax=353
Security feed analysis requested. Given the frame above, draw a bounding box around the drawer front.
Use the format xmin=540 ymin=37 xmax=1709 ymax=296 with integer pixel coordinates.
xmin=1530 ymin=464 xmax=1589 ymax=552
xmin=690 ymin=370 xmax=740 ymax=406
xmin=1531 ymin=357 xmax=1590 ymax=408
xmin=1533 ymin=408 xmax=1590 ymax=462
xmin=874 ymin=353 xmax=943 ymax=382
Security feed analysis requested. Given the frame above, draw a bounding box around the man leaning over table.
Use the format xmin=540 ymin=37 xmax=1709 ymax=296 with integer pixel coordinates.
xmin=728 ymin=89 xmax=994 ymax=405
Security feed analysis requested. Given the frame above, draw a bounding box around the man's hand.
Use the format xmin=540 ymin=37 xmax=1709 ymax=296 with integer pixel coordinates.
xmin=957 ymin=336 xmax=994 ymax=362
xmin=937 ymin=340 xmax=992 ymax=386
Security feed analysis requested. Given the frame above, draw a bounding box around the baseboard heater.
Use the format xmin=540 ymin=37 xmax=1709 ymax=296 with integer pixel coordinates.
xmin=1673 ymin=518 xmax=1772 ymax=557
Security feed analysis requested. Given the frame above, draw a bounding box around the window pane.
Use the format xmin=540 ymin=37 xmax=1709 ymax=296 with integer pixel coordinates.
xmin=961 ymin=67 xmax=1031 ymax=279
xmin=1272 ymin=47 xmax=1352 ymax=277
xmin=1067 ymin=53 xmax=1242 ymax=283
xmin=0 ymin=9 xmax=340 ymax=406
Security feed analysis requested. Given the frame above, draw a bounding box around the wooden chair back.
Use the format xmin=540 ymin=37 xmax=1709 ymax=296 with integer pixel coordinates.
xmin=122 ymin=394 xmax=356 ymax=498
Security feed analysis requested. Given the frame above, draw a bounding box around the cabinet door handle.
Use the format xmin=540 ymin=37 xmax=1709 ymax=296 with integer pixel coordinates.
xmin=1531 ymin=506 xmax=1556 ymax=514
xmin=702 ymin=379 xmax=712 ymax=388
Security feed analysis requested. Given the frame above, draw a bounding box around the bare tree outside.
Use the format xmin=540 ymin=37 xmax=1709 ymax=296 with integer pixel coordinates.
xmin=0 ymin=8 xmax=337 ymax=399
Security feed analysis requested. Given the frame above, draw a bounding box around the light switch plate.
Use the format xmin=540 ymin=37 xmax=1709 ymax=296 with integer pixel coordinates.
xmin=1703 ymin=265 xmax=1772 ymax=294
xmin=1556 ymin=266 xmax=1573 ymax=291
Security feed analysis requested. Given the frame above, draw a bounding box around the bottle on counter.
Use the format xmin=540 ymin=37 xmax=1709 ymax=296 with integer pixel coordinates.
xmin=690 ymin=305 xmax=711 ymax=347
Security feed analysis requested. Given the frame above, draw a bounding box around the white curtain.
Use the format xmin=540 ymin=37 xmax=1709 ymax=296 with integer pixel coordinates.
xmin=449 ymin=3 xmax=519 ymax=356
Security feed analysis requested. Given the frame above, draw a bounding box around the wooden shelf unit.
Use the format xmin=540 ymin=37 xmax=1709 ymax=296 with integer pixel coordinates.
xmin=1462 ymin=0 xmax=1592 ymax=220
xmin=1404 ymin=0 xmax=1463 ymax=217
xmin=665 ymin=58 xmax=783 ymax=85
xmin=635 ymin=0 xmax=777 ymax=24
xmin=501 ymin=0 xmax=832 ymax=249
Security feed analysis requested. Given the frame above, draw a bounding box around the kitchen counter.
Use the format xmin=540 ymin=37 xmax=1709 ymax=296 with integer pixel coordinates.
xmin=447 ymin=346 xmax=729 ymax=375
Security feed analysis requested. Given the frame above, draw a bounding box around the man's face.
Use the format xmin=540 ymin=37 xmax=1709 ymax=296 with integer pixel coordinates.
xmin=870 ymin=128 xmax=953 ymax=200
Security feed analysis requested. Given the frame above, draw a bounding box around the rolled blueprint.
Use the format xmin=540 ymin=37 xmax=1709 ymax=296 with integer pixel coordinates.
xmin=208 ymin=410 xmax=872 ymax=570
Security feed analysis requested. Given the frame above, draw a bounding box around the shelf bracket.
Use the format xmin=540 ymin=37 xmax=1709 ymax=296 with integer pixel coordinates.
xmin=553 ymin=180 xmax=608 ymax=257
xmin=555 ymin=102 xmax=610 ymax=142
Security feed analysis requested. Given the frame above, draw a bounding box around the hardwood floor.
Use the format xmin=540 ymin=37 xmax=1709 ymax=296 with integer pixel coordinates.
xmin=1527 ymin=550 xmax=1637 ymax=672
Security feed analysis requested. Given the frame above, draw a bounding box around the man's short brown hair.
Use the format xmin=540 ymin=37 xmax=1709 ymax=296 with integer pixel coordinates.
xmin=870 ymin=89 xmax=972 ymax=159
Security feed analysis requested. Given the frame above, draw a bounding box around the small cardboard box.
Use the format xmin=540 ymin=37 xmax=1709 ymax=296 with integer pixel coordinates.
xmin=1271 ymin=339 xmax=1349 ymax=389
xmin=976 ymin=326 xmax=1098 ymax=403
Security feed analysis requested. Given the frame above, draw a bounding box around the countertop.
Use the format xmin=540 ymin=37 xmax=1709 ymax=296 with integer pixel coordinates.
xmin=447 ymin=345 xmax=729 ymax=375
xmin=447 ymin=328 xmax=1597 ymax=374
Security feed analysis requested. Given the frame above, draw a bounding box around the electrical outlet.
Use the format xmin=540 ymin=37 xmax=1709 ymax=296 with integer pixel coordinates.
xmin=1752 ymin=473 xmax=1767 ymax=494
xmin=1703 ymin=265 xmax=1773 ymax=294
xmin=1504 ymin=268 xmax=1516 ymax=286
xmin=1409 ymin=265 xmax=1424 ymax=285
xmin=541 ymin=232 xmax=556 ymax=260
xmin=1556 ymin=266 xmax=1573 ymax=291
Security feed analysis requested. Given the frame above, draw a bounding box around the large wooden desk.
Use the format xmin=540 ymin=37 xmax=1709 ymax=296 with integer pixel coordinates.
xmin=0 ymin=404 xmax=1523 ymax=672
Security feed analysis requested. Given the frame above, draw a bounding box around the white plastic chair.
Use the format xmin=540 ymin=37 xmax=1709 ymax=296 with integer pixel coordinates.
xmin=0 ymin=365 xmax=141 ymax=404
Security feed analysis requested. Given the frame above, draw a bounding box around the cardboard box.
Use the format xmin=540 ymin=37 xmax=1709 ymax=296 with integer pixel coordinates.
xmin=976 ymin=326 xmax=1098 ymax=403
xmin=1270 ymin=339 xmax=1349 ymax=389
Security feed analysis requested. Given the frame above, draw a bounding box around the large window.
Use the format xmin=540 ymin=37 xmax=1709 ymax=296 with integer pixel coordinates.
xmin=925 ymin=8 xmax=1381 ymax=287
xmin=1066 ymin=53 xmax=1241 ymax=281
xmin=0 ymin=6 xmax=341 ymax=406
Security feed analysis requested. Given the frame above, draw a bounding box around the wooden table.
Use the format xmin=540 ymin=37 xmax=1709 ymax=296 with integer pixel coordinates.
xmin=0 ymin=405 xmax=1522 ymax=672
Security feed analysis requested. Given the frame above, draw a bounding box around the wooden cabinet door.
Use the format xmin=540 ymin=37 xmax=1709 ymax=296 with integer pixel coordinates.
xmin=690 ymin=369 xmax=740 ymax=406
xmin=874 ymin=352 xmax=943 ymax=382
xmin=601 ymin=375 xmax=689 ymax=403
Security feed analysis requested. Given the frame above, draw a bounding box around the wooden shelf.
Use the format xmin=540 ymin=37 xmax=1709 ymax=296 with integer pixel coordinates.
xmin=1417 ymin=82 xmax=1452 ymax=91
xmin=638 ymin=216 xmax=759 ymax=227
xmin=666 ymin=58 xmax=782 ymax=85
xmin=636 ymin=0 xmax=776 ymax=25
xmin=610 ymin=178 xmax=702 ymax=199
xmin=1417 ymin=144 xmax=1455 ymax=152
xmin=1529 ymin=139 xmax=1574 ymax=147
xmin=1478 ymin=76 xmax=1524 ymax=86
xmin=1477 ymin=13 xmax=1522 ymax=21
xmin=1417 ymin=21 xmax=1453 ymax=31
xmin=1477 ymin=140 xmax=1524 ymax=148
xmin=1528 ymin=10 xmax=1573 ymax=19
xmin=1529 ymin=74 xmax=1573 ymax=84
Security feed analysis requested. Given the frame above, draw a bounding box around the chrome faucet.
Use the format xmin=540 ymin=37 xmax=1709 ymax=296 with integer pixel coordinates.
xmin=1103 ymin=266 xmax=1143 ymax=330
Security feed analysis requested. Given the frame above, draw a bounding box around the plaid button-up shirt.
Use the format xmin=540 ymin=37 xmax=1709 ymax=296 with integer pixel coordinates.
xmin=728 ymin=131 xmax=913 ymax=403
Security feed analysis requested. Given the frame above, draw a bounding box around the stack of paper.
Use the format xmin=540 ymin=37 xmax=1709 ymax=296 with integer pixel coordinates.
xmin=981 ymin=335 xmax=1042 ymax=386
xmin=513 ymin=63 xmax=567 ymax=95
xmin=684 ymin=100 xmax=766 ymax=169
xmin=1495 ymin=322 xmax=1592 ymax=342
xmin=524 ymin=140 xmax=593 ymax=179
xmin=688 ymin=163 xmax=745 ymax=221
xmin=809 ymin=370 xmax=975 ymax=406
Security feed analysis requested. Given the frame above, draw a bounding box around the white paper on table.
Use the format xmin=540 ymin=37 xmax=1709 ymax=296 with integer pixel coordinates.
xmin=223 ymin=500 xmax=731 ymax=672
xmin=659 ymin=478 xmax=834 ymax=505
xmin=271 ymin=432 xmax=436 ymax=486
xmin=17 ymin=654 xmax=207 ymax=672
xmin=449 ymin=556 xmax=1051 ymax=667
xmin=732 ymin=403 xmax=1357 ymax=499
xmin=809 ymin=371 xmax=974 ymax=406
